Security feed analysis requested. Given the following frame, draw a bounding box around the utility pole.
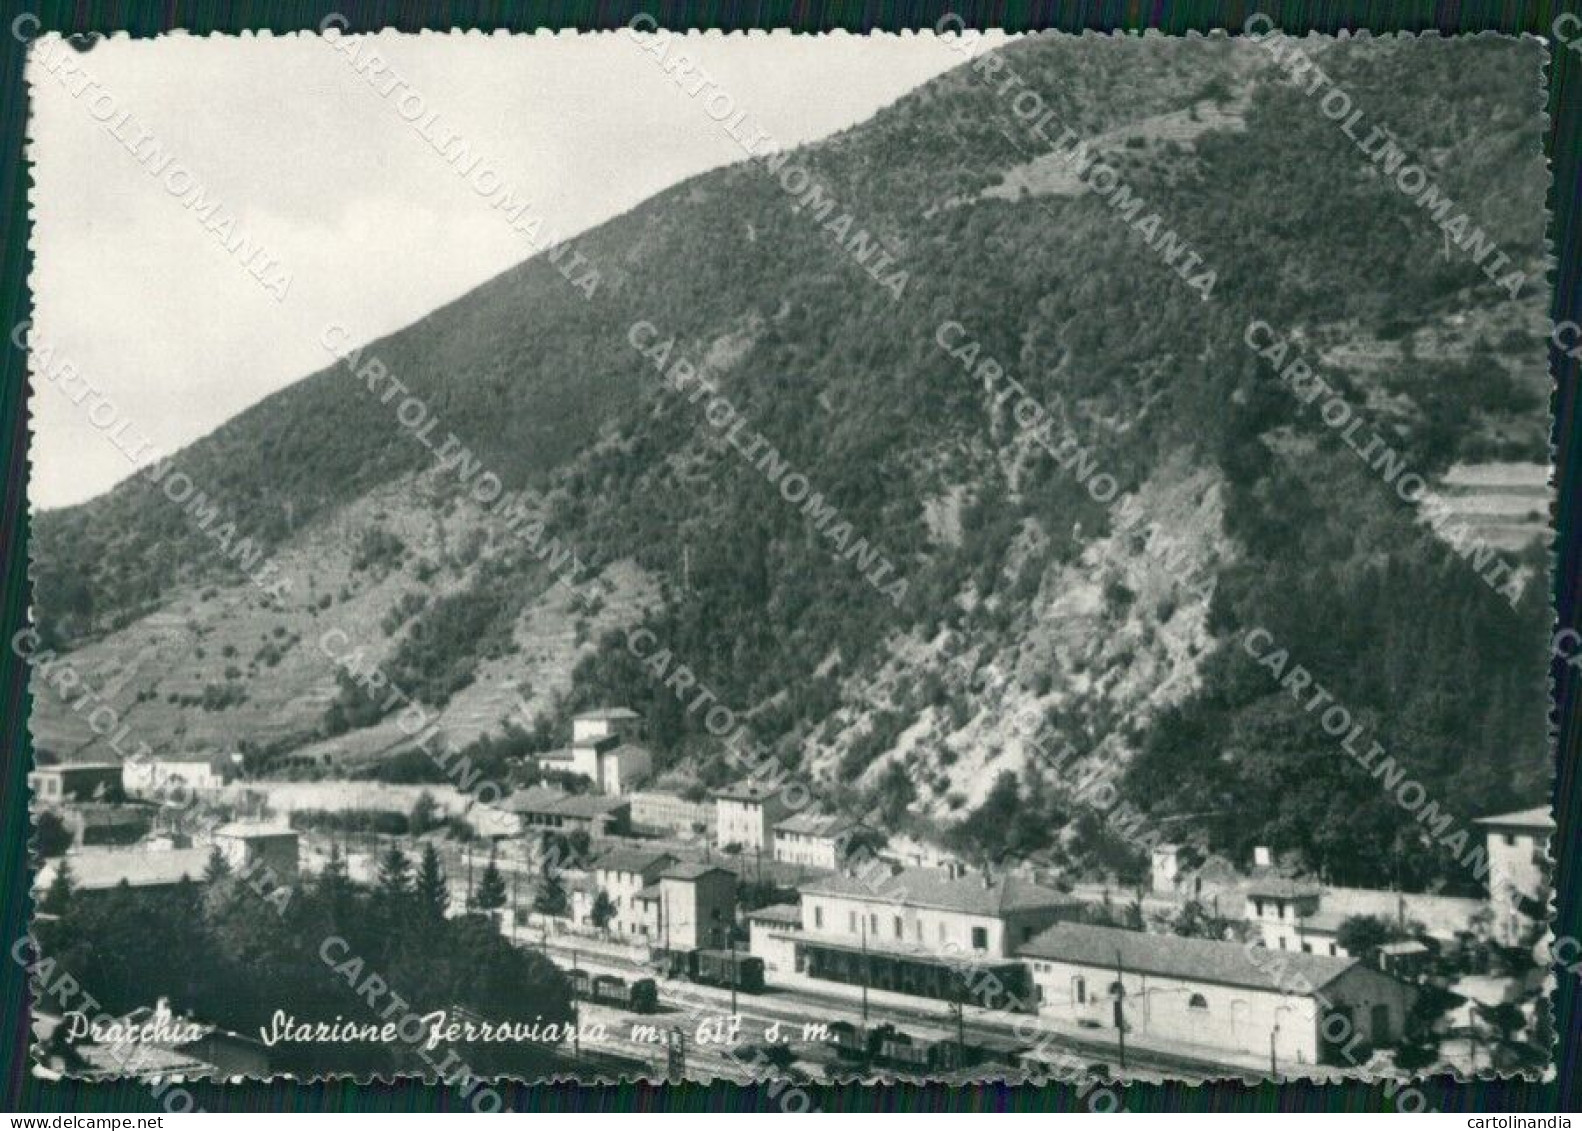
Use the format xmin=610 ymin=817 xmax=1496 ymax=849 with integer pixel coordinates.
xmin=729 ymin=931 xmax=739 ymax=1017
xmin=570 ymin=947 xmax=581 ymax=1061
xmin=954 ymin=975 xmax=967 ymax=1064
xmin=1113 ymin=948 xmax=1128 ymax=1075
xmin=860 ymin=914 xmax=870 ymax=1027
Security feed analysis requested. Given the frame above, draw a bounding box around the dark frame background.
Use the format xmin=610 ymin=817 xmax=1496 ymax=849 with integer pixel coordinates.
xmin=0 ymin=0 xmax=1576 ymax=1113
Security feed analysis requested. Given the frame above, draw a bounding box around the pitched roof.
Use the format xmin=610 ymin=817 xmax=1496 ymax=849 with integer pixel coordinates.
xmin=1474 ymin=806 xmax=1554 ymax=831
xmin=502 ymin=787 xmax=627 ymax=818
xmin=746 ymin=902 xmax=803 ymax=924
xmin=576 ymin=707 xmax=641 ymax=721
xmin=800 ymin=867 xmax=1079 ymax=918
xmin=662 ymin=862 xmax=734 ymax=882
xmin=594 ymin=849 xmax=677 ymax=876
xmin=39 ymin=848 xmax=212 ymax=892
xmin=775 ymin=812 xmax=860 ymax=838
xmin=213 ymin=823 xmax=296 ymax=840
xmin=34 ymin=762 xmax=123 ymax=774
xmin=714 ymin=779 xmax=785 ymax=804
xmin=1018 ymin=922 xmax=1360 ymax=994
xmin=1245 ymin=877 xmax=1323 ymax=900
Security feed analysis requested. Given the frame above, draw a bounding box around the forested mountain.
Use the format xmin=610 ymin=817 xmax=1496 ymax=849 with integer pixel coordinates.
xmin=31 ymin=33 xmax=1553 ymax=893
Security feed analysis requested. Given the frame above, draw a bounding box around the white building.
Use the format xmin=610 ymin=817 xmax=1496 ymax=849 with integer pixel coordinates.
xmin=581 ymin=849 xmax=676 ymax=938
xmin=1475 ymin=806 xmax=1553 ymax=945
xmin=714 ymin=780 xmax=791 ymax=851
xmin=776 ymin=867 xmax=1082 ymax=1008
xmin=540 ymin=708 xmax=652 ymax=795
xmin=772 ymin=812 xmax=875 ymax=870
xmin=122 ymin=754 xmax=238 ymax=796
xmin=1020 ymin=922 xmax=1413 ymax=1067
xmin=746 ymin=903 xmax=803 ymax=976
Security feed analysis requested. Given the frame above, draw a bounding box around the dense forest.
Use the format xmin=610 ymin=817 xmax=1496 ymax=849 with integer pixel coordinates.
xmin=32 ymin=35 xmax=1553 ymax=893
xmin=32 ymin=849 xmax=573 ymax=1078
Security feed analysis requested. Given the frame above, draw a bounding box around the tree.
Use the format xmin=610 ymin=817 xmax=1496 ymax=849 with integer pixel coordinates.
xmin=203 ymin=845 xmax=232 ymax=883
xmin=34 ymin=811 xmax=73 ymax=858
xmin=410 ymin=790 xmax=440 ymax=836
xmin=589 ymin=890 xmax=617 ymax=937
xmin=1164 ymin=898 xmax=1236 ymax=941
xmin=316 ymin=842 xmax=358 ymax=927
xmin=40 ymin=858 xmax=74 ymax=915
xmin=376 ymin=844 xmax=413 ymax=903
xmin=1336 ymin=914 xmax=1398 ymax=960
xmin=533 ymin=868 xmax=568 ymax=917
xmin=472 ymin=849 xmax=507 ymax=917
xmin=415 ymin=843 xmax=449 ymax=922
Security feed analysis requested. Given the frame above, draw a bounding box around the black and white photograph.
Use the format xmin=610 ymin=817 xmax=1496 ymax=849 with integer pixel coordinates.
xmin=12 ymin=17 xmax=1566 ymax=1108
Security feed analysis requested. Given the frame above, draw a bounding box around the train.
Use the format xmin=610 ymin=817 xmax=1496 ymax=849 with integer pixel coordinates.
xmin=654 ymin=947 xmax=766 ymax=994
xmin=568 ymin=967 xmax=659 ymax=1014
xmin=816 ymin=1021 xmax=1033 ymax=1076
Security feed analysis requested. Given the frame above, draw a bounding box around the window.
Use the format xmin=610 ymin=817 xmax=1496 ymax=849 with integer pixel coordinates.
xmin=849 ymin=911 xmax=857 ymax=933
xmin=1503 ymin=833 xmax=1517 ymax=847
xmin=1188 ymin=993 xmax=1208 ymax=1011
xmin=971 ymin=927 xmax=989 ymax=951
xmin=870 ymin=913 xmax=879 ymax=936
xmin=1073 ymin=976 xmax=1087 ymax=1004
xmin=893 ymin=916 xmax=903 ymax=940
xmin=1277 ymin=937 xmax=1287 ymax=950
xmin=1301 ymin=942 xmax=1312 ymax=954
xmin=1329 ymin=943 xmax=1338 ymax=956
xmin=1107 ymin=981 xmax=1123 ymax=997
xmin=938 ymin=922 xmax=946 ymax=943
xmin=1254 ymin=899 xmax=1264 ymax=918
xmin=915 ymin=921 xmax=923 ymax=942
xmin=814 ymin=906 xmax=823 ymax=929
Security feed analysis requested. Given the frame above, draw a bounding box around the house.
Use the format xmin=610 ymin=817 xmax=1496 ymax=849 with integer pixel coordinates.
xmin=538 ymin=708 xmax=652 ymax=795
xmin=1475 ymin=806 xmax=1553 ymax=945
xmin=579 ymin=849 xmax=677 ymax=938
xmin=714 ymin=780 xmax=792 ymax=852
xmin=628 ymin=790 xmax=715 ymax=837
xmin=503 ymin=787 xmax=632 ymax=838
xmin=29 ymin=763 xmax=124 ymax=804
xmin=785 ymin=867 xmax=1083 ymax=1007
xmin=647 ymin=862 xmax=737 ymax=952
xmin=213 ymin=823 xmax=300 ymax=882
xmin=772 ymin=812 xmax=877 ymax=870
xmin=1240 ymin=892 xmax=1487 ymax=961
xmin=122 ymin=754 xmax=237 ymax=796
xmin=746 ymin=903 xmax=803 ymax=975
xmin=1019 ymin=922 xmax=1414 ymax=1067
xmin=1244 ymin=878 xmax=1327 ymax=953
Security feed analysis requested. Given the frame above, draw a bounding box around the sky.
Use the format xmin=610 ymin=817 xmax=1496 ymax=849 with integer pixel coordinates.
xmin=26 ymin=28 xmax=1005 ymax=510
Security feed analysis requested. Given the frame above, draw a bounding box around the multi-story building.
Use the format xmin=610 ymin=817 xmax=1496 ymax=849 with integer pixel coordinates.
xmin=772 ymin=812 xmax=877 ymax=871
xmin=781 ymin=866 xmax=1083 ymax=1007
xmin=538 ymin=708 xmax=652 ymax=795
xmin=29 ymin=763 xmax=124 ymax=804
xmin=1476 ymin=805 xmax=1554 ymax=945
xmin=714 ymin=780 xmax=791 ymax=852
xmin=582 ymin=849 xmax=677 ymax=938
xmin=628 ymin=790 xmax=715 ymax=837
xmin=642 ymin=863 xmax=737 ymax=952
xmin=1020 ymin=922 xmax=1413 ymax=1067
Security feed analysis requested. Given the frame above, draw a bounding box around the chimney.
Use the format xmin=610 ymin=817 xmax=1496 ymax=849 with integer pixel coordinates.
xmin=1253 ymin=845 xmax=1272 ymax=869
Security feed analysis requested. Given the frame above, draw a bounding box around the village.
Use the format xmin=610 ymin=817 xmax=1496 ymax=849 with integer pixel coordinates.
xmin=29 ymin=705 xmax=1553 ymax=1083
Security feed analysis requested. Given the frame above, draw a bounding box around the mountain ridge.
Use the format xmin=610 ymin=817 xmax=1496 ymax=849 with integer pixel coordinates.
xmin=30 ymin=33 xmax=1554 ymax=891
